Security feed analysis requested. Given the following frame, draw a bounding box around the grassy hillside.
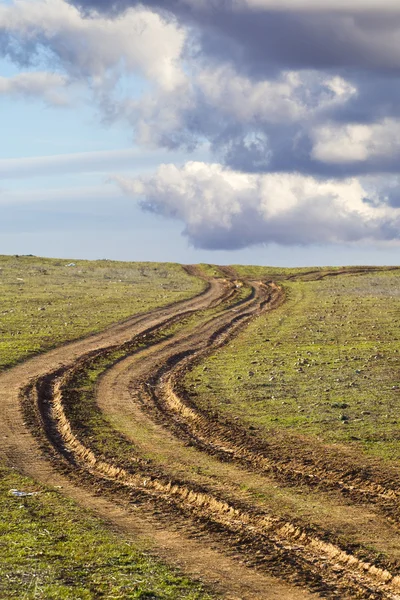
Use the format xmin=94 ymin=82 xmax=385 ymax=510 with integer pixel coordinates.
xmin=186 ymin=268 xmax=400 ymax=462
xmin=0 ymin=255 xmax=204 ymax=371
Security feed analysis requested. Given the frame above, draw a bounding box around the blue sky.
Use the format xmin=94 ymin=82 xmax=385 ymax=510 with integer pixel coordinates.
xmin=0 ymin=1 xmax=399 ymax=266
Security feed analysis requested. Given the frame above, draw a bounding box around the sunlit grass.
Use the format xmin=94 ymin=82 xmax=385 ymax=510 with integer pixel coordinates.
xmin=0 ymin=255 xmax=204 ymax=371
xmin=186 ymin=269 xmax=400 ymax=462
xmin=0 ymin=466 xmax=214 ymax=600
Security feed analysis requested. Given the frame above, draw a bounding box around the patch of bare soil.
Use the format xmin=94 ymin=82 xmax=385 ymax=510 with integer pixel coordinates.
xmin=0 ymin=270 xmax=315 ymax=600
xmin=2 ymin=266 xmax=400 ymax=599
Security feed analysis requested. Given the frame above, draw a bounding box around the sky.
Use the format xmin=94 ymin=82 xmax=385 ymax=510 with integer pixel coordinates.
xmin=0 ymin=0 xmax=399 ymax=266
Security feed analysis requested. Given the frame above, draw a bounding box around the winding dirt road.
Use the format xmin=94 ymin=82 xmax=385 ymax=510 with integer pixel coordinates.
xmin=1 ymin=266 xmax=400 ymax=599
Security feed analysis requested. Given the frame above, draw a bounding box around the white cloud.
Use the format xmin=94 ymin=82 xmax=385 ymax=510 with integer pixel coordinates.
xmin=114 ymin=67 xmax=357 ymax=151
xmin=311 ymin=119 xmax=400 ymax=163
xmin=0 ymin=0 xmax=362 ymax=152
xmin=0 ymin=0 xmax=186 ymax=91
xmin=113 ymin=161 xmax=400 ymax=248
xmin=196 ymin=69 xmax=305 ymax=123
xmin=0 ymin=71 xmax=70 ymax=105
xmin=196 ymin=68 xmax=356 ymax=124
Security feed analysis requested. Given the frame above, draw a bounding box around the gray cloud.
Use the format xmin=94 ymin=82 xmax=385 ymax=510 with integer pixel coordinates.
xmin=69 ymin=1 xmax=400 ymax=75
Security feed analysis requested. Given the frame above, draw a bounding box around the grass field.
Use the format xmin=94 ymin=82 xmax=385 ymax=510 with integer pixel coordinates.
xmin=34 ymin=261 xmax=400 ymax=596
xmin=0 ymin=255 xmax=213 ymax=600
xmin=0 ymin=466 xmax=214 ymax=600
xmin=186 ymin=268 xmax=400 ymax=462
xmin=0 ymin=255 xmax=204 ymax=371
xmin=2 ymin=257 xmax=400 ymax=599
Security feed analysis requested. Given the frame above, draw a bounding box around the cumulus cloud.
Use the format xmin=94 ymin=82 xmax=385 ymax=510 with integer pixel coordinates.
xmin=3 ymin=0 xmax=400 ymax=177
xmin=195 ymin=69 xmax=356 ymax=125
xmin=112 ymin=66 xmax=357 ymax=160
xmin=113 ymin=162 xmax=400 ymax=249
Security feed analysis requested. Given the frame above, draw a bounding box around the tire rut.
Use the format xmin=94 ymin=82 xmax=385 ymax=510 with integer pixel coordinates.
xmin=18 ymin=271 xmax=400 ymax=599
xmin=147 ymin=271 xmax=400 ymax=524
xmin=22 ymin=350 xmax=400 ymax=600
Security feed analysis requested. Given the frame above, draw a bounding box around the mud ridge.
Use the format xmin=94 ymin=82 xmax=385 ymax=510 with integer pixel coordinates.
xmin=145 ymin=274 xmax=400 ymax=524
xmin=13 ymin=266 xmax=400 ymax=599
xmin=23 ymin=363 xmax=400 ymax=600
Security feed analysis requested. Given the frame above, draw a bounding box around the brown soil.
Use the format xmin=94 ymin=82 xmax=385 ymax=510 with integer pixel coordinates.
xmin=2 ymin=266 xmax=400 ymax=599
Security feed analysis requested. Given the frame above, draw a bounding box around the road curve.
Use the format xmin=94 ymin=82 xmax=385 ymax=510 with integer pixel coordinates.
xmin=2 ymin=267 xmax=400 ymax=599
xmin=0 ymin=269 xmax=317 ymax=600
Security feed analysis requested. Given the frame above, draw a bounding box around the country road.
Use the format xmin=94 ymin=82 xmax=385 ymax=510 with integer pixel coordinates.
xmin=1 ymin=266 xmax=400 ymax=599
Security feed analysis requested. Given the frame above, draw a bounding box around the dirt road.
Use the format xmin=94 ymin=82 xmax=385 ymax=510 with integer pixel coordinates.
xmin=1 ymin=266 xmax=400 ymax=599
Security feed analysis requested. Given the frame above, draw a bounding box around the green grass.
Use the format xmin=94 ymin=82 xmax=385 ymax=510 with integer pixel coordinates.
xmin=198 ymin=264 xmax=224 ymax=278
xmin=0 ymin=255 xmax=213 ymax=599
xmin=3 ymin=256 xmax=399 ymax=598
xmin=186 ymin=269 xmax=400 ymax=462
xmin=0 ymin=255 xmax=204 ymax=371
xmin=0 ymin=466 xmax=214 ymax=600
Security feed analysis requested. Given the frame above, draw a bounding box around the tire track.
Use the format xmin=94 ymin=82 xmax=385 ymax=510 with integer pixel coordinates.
xmin=3 ymin=271 xmax=301 ymax=600
xmin=144 ymin=269 xmax=400 ymax=523
xmin=21 ymin=368 xmax=400 ymax=600
xmin=18 ymin=271 xmax=400 ymax=599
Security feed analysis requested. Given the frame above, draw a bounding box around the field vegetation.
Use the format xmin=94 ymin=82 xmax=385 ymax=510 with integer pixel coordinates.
xmin=3 ymin=256 xmax=400 ymax=599
xmin=186 ymin=268 xmax=400 ymax=462
xmin=0 ymin=255 xmax=203 ymax=371
xmin=0 ymin=465 xmax=214 ymax=600
xmin=0 ymin=255 xmax=212 ymax=600
xmin=35 ymin=262 xmax=400 ymax=598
